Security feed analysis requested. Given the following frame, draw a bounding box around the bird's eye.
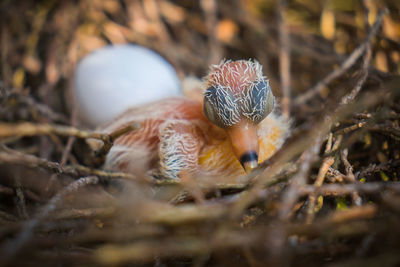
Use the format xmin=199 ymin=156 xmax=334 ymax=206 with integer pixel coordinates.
xmin=204 ymin=86 xmax=240 ymax=128
xmin=243 ymin=80 xmax=275 ymax=124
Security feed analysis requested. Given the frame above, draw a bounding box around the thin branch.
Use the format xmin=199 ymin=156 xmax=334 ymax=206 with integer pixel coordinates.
xmin=299 ymin=181 xmax=400 ymax=196
xmin=279 ymin=142 xmax=321 ymax=220
xmin=0 ymin=146 xmax=182 ymax=185
xmin=277 ymin=0 xmax=291 ymax=118
xmin=200 ymin=0 xmax=222 ymax=64
xmin=94 ymin=122 xmax=141 ymax=159
xmin=0 ymin=122 xmax=140 ymax=146
xmin=305 ymin=156 xmax=334 ymax=224
xmin=46 ymin=106 xmax=78 ymax=192
xmin=356 ymin=159 xmax=400 ymax=179
xmin=0 ymin=89 xmax=68 ymax=123
xmin=2 ymin=176 xmax=99 ymax=263
xmin=295 ymin=8 xmax=387 ymax=105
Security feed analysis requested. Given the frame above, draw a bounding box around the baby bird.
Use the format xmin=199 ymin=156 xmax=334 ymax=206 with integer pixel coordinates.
xmin=96 ymin=60 xmax=289 ymax=179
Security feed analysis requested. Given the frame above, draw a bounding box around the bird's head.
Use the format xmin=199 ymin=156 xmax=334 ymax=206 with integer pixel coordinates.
xmin=203 ymin=60 xmax=275 ymax=173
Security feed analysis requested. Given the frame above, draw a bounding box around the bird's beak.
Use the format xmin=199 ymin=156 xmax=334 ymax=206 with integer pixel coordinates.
xmin=226 ymin=121 xmax=259 ymax=173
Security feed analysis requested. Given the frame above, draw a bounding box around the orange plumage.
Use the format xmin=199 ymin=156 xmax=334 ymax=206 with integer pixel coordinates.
xmin=94 ymin=60 xmax=290 ymax=180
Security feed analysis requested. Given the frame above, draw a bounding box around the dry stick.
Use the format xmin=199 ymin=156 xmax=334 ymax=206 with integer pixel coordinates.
xmin=94 ymin=227 xmax=257 ymax=265
xmin=0 ymin=210 xmax=18 ymax=222
xmin=2 ymin=176 xmax=99 ymax=263
xmin=200 ymin=0 xmax=222 ymax=64
xmin=1 ymin=89 xmax=69 ymax=123
xmin=144 ymin=0 xmax=172 ymax=43
xmin=370 ymin=124 xmax=400 ymax=142
xmin=356 ymin=159 xmax=400 ymax=179
xmin=327 ymin=167 xmax=346 ymax=183
xmin=341 ymin=149 xmax=355 ymax=181
xmin=45 ymin=106 xmax=78 ymax=192
xmin=14 ymin=186 xmax=28 ymax=220
xmin=342 ymin=149 xmax=362 ymax=206
xmin=289 ymin=204 xmax=378 ymax=237
xmin=324 ymin=132 xmax=333 ymax=154
xmin=0 ymin=147 xmax=136 ymax=179
xmin=279 ymin=141 xmax=322 ymax=220
xmin=334 ymin=122 xmax=368 ymax=135
xmin=277 ymin=0 xmax=291 ymax=119
xmin=0 ymin=121 xmax=140 ymax=154
xmin=0 ymin=146 xmax=182 ymax=186
xmin=45 ymin=135 xmax=75 ymax=192
xmin=179 ymin=172 xmax=205 ymax=204
xmin=305 ymin=156 xmax=335 ymax=224
xmin=0 ymin=184 xmax=42 ymax=203
xmin=338 ymin=42 xmax=372 ymax=109
xmin=331 ymin=134 xmax=343 ymax=153
xmin=0 ymin=184 xmax=14 ymax=195
xmin=94 ymin=122 xmax=141 ymax=158
xmin=50 ymin=207 xmax=116 ymax=220
xmin=299 ymin=181 xmax=400 ymax=196
xmin=294 ymin=8 xmax=387 ymax=106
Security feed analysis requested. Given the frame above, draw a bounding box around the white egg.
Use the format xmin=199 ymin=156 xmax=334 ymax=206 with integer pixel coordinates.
xmin=74 ymin=44 xmax=181 ymax=127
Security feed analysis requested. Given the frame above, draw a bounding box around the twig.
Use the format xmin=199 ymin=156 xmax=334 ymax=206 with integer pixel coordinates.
xmin=305 ymin=156 xmax=334 ymax=224
xmin=50 ymin=207 xmax=116 ymax=220
xmin=299 ymin=182 xmax=400 ymax=196
xmin=94 ymin=227 xmax=256 ymax=265
xmin=2 ymin=176 xmax=99 ymax=263
xmin=334 ymin=122 xmax=368 ymax=135
xmin=326 ymin=167 xmax=346 ymax=183
xmin=94 ymin=123 xmax=141 ymax=158
xmin=0 ymin=210 xmax=18 ymax=223
xmin=295 ymin=8 xmax=387 ymax=105
xmin=277 ymin=0 xmax=291 ymax=118
xmin=200 ymin=0 xmax=222 ymax=64
xmin=370 ymin=124 xmax=400 ymax=142
xmin=331 ymin=134 xmax=343 ymax=152
xmin=0 ymin=89 xmax=68 ymax=123
xmin=356 ymin=159 xmax=400 ymax=179
xmin=14 ymin=187 xmax=28 ymax=220
xmin=143 ymin=0 xmax=172 ymax=43
xmin=337 ymin=41 xmax=372 ymax=109
xmin=288 ymin=205 xmax=378 ymax=238
xmin=0 ymin=122 xmax=140 ymax=147
xmin=0 ymin=146 xmax=184 ymax=186
xmin=178 ymin=172 xmax=205 ymax=204
xmin=0 ymin=147 xmax=132 ymax=179
xmin=341 ymin=149 xmax=356 ymax=182
xmin=279 ymin=142 xmax=321 ymax=220
xmin=324 ymin=132 xmax=333 ymax=154
xmin=340 ymin=147 xmax=363 ymax=208
xmin=139 ymin=202 xmax=227 ymax=225
xmin=46 ymin=106 xmax=78 ymax=192
xmin=0 ymin=184 xmax=14 ymax=195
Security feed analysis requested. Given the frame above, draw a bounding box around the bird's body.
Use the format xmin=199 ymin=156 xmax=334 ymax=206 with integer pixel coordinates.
xmin=96 ymin=97 xmax=289 ymax=179
xmin=85 ymin=59 xmax=290 ymax=180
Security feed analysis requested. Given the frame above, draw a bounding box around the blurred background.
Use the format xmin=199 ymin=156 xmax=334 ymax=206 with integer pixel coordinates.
xmin=0 ymin=0 xmax=400 ymax=266
xmin=1 ymin=0 xmax=399 ymax=118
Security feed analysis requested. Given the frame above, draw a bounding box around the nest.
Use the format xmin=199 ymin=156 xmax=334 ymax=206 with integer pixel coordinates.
xmin=0 ymin=1 xmax=400 ymax=266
